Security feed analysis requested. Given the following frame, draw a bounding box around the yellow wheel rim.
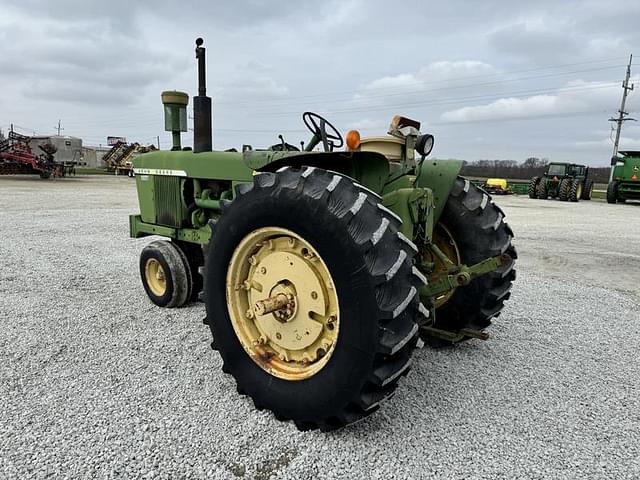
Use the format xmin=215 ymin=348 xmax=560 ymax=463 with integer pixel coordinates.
xmin=424 ymin=224 xmax=461 ymax=308
xmin=226 ymin=227 xmax=340 ymax=381
xmin=145 ymin=258 xmax=167 ymax=297
xmin=576 ymin=183 xmax=583 ymax=199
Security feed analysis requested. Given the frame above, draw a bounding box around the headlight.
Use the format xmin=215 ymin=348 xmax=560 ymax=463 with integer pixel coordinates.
xmin=415 ymin=134 xmax=434 ymax=157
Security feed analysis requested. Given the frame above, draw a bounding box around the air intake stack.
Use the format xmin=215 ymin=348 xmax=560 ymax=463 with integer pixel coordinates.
xmin=193 ymin=37 xmax=212 ymax=153
xmin=161 ymin=90 xmax=188 ymax=150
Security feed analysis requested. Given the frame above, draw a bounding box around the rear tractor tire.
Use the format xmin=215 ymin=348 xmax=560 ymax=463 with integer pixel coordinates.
xmin=581 ymin=179 xmax=594 ymax=200
xmin=425 ymin=177 xmax=517 ymax=344
xmin=569 ymin=180 xmax=583 ymax=202
xmin=558 ymin=178 xmax=571 ymax=201
xmin=204 ymin=167 xmax=425 ymax=431
xmin=528 ymin=177 xmax=539 ymax=199
xmin=139 ymin=240 xmax=192 ymax=308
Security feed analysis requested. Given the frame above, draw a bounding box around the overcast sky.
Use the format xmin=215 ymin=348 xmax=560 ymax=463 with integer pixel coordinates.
xmin=1 ymin=0 xmax=639 ymax=165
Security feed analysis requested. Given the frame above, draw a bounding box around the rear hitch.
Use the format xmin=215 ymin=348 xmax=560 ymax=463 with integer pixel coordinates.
xmin=417 ymin=252 xmax=511 ymax=343
xmin=420 ymin=252 xmax=512 ymax=299
xmin=419 ymin=325 xmax=489 ymax=343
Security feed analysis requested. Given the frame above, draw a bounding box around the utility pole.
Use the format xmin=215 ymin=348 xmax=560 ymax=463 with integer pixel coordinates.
xmin=157 ymin=135 xmax=160 ymax=150
xmin=609 ymin=54 xmax=635 ymax=182
xmin=54 ymin=119 xmax=64 ymax=136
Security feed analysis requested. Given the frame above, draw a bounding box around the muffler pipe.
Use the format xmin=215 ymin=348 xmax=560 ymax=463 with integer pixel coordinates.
xmin=193 ymin=37 xmax=212 ymax=153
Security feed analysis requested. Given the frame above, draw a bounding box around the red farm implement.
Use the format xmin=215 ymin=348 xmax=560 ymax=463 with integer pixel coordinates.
xmin=0 ymin=131 xmax=73 ymax=179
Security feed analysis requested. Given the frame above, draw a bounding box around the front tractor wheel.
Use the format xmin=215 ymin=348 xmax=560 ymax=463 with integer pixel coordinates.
xmin=205 ymin=167 xmax=425 ymax=431
xmin=139 ymin=240 xmax=192 ymax=307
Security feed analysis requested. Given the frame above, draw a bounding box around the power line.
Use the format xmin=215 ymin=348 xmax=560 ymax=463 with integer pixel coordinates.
xmin=211 ymin=109 xmax=613 ymax=136
xmin=53 ymin=81 xmax=622 ymax=144
xmin=250 ymin=81 xmax=622 ymax=117
xmin=20 ymin=57 xmax=629 ymax=143
xmin=57 ymin=58 xmax=627 ymax=125
xmin=57 ymin=77 xmax=623 ymax=132
xmin=215 ymin=63 xmax=626 ymax=108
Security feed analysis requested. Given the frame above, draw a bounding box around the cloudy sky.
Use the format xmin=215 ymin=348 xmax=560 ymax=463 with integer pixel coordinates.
xmin=1 ymin=0 xmax=638 ymax=165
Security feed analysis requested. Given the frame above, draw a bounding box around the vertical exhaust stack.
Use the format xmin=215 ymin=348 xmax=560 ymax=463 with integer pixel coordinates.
xmin=193 ymin=37 xmax=212 ymax=153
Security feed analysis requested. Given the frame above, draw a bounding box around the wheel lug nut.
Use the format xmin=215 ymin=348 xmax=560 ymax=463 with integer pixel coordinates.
xmin=276 ymin=332 xmax=282 ymax=340
xmin=311 ymin=291 xmax=318 ymax=300
xmin=260 ymin=267 xmax=266 ymax=274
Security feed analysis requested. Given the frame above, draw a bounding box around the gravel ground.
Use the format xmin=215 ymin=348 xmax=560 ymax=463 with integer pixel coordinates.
xmin=1 ymin=175 xmax=639 ymax=479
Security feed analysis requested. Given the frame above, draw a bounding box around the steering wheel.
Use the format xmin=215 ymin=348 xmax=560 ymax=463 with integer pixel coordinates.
xmin=302 ymin=112 xmax=344 ymax=151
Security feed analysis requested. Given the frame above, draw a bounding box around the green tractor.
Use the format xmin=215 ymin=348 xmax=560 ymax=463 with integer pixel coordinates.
xmin=129 ymin=39 xmax=516 ymax=431
xmin=607 ymin=151 xmax=640 ymax=203
xmin=528 ymin=162 xmax=594 ymax=202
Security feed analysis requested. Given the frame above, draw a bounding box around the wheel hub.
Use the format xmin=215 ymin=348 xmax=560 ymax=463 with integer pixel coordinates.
xmin=226 ymin=227 xmax=340 ymax=380
xmin=145 ymin=258 xmax=167 ymax=296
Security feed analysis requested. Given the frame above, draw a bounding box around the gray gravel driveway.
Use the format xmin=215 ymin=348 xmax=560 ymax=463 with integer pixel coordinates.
xmin=1 ymin=176 xmax=638 ymax=479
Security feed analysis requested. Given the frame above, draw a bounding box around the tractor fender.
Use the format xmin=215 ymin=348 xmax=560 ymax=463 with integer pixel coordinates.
xmin=250 ymin=150 xmax=391 ymax=195
xmin=414 ymin=159 xmax=463 ymax=222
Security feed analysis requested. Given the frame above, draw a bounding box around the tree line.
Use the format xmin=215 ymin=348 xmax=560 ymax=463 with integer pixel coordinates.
xmin=458 ymin=157 xmax=611 ymax=183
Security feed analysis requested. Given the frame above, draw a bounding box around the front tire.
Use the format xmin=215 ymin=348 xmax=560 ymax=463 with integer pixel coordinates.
xmin=139 ymin=240 xmax=190 ymax=307
xmin=204 ymin=167 xmax=425 ymax=431
xmin=430 ymin=177 xmax=517 ymax=340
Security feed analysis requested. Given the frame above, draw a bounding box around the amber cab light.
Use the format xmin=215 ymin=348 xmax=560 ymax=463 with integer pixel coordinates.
xmin=346 ymin=130 xmax=361 ymax=151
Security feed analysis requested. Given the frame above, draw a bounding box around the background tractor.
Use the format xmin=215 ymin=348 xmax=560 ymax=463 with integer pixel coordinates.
xmin=528 ymin=162 xmax=594 ymax=202
xmin=607 ymin=151 xmax=640 ymax=203
xmin=129 ymin=39 xmax=516 ymax=431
